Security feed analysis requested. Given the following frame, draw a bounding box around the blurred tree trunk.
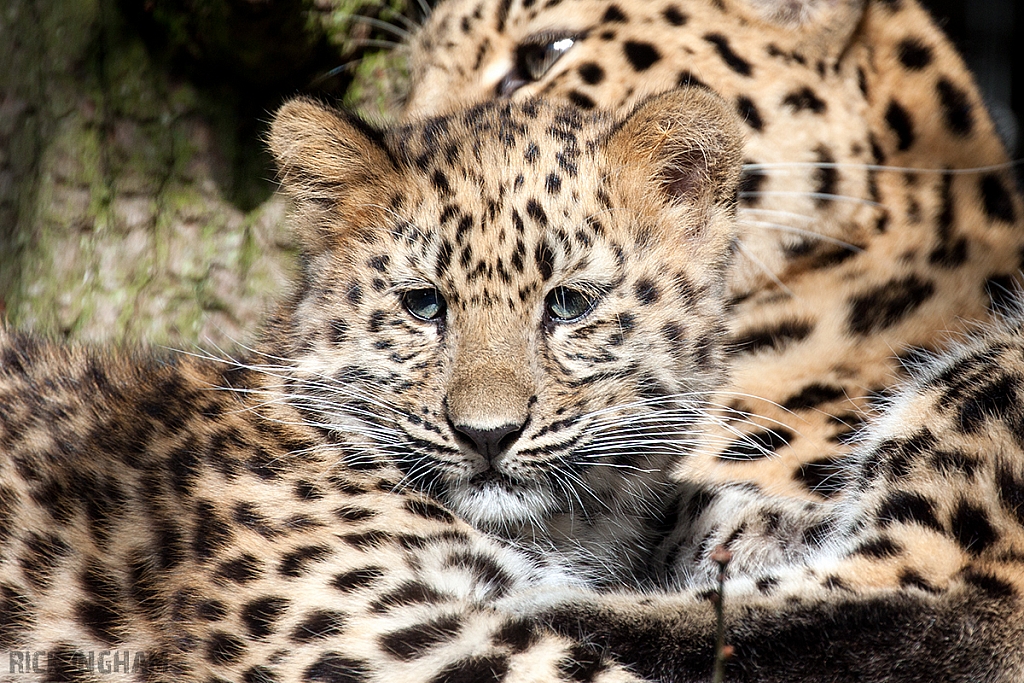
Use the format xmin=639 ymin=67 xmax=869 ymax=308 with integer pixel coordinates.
xmin=0 ymin=0 xmax=411 ymax=346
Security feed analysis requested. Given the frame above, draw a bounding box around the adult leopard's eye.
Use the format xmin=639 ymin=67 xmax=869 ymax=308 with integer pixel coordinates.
xmin=499 ymin=36 xmax=577 ymax=96
xmin=520 ymin=36 xmax=575 ymax=81
xmin=545 ymin=286 xmax=597 ymax=323
xmin=402 ymin=288 xmax=447 ymax=322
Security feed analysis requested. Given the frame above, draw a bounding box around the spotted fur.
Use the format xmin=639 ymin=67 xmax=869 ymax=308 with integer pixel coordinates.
xmin=2 ymin=83 xmax=1023 ymax=682
xmin=402 ymin=0 xmax=1024 ymax=501
xmin=7 ymin=0 xmax=1024 ymax=672
xmin=1 ymin=91 xmax=742 ymax=681
xmin=528 ymin=312 xmax=1024 ymax=681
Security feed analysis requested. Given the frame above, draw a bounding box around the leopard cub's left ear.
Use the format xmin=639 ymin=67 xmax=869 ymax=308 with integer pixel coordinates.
xmin=606 ymin=87 xmax=744 ymax=212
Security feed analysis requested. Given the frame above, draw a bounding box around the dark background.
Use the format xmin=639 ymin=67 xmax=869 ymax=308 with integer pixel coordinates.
xmin=922 ymin=0 xmax=1022 ymax=171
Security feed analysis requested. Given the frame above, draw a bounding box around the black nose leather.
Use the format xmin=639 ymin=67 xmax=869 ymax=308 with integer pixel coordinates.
xmin=451 ymin=422 xmax=524 ymax=462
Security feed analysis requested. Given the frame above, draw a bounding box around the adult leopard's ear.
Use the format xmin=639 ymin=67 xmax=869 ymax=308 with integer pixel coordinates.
xmin=607 ymin=86 xmax=743 ymax=212
xmin=739 ymin=0 xmax=865 ymax=61
xmin=268 ymin=97 xmax=399 ymax=252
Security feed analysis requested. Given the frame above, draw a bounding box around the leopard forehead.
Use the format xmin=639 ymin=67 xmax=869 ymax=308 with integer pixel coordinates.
xmin=292 ymin=96 xmax=735 ymax=308
xmin=377 ymin=103 xmax=625 ymax=299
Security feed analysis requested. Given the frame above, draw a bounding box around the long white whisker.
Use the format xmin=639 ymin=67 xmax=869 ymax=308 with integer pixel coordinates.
xmin=739 ymin=207 xmax=818 ymax=224
xmin=310 ymin=60 xmax=367 ymax=85
xmin=736 ymin=241 xmax=794 ymax=297
xmin=741 ymin=220 xmax=864 ymax=252
xmin=345 ymin=38 xmax=407 ymax=50
xmin=740 ymin=190 xmax=883 ymax=207
xmin=554 ymin=464 xmax=608 ymax=514
xmin=744 ymin=160 xmax=1022 ymax=175
xmin=412 ymin=0 xmax=432 ymax=22
xmin=384 ymin=9 xmax=422 ymax=32
xmin=339 ymin=14 xmax=413 ymax=39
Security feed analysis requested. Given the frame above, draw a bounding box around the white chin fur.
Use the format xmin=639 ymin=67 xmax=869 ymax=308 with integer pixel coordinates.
xmin=444 ymin=481 xmax=556 ymax=527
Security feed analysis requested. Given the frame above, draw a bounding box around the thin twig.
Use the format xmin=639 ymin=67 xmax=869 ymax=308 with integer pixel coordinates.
xmin=710 ymin=545 xmax=734 ymax=683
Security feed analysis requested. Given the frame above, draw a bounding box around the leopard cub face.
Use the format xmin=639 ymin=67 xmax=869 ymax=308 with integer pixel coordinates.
xmin=267 ymin=90 xmax=741 ymax=568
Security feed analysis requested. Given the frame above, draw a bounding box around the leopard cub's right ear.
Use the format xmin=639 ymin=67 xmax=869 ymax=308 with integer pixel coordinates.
xmin=603 ymin=87 xmax=743 ymax=270
xmin=606 ymin=87 xmax=744 ymax=211
xmin=268 ymin=98 xmax=400 ymax=250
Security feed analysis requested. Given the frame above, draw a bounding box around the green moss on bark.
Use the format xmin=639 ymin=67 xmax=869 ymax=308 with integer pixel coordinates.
xmin=1 ymin=0 xmax=299 ymax=344
xmin=1 ymin=0 xmax=419 ymax=343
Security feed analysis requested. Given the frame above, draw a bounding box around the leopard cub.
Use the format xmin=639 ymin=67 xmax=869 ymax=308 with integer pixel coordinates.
xmin=0 ymin=88 xmax=742 ymax=682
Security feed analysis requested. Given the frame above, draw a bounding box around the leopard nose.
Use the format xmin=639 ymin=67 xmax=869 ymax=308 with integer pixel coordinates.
xmin=450 ymin=421 xmax=525 ymax=462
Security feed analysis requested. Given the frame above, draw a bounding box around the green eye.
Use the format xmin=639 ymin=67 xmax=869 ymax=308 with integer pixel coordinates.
xmin=402 ymin=288 xmax=447 ymax=322
xmin=545 ymin=287 xmax=597 ymax=323
xmin=520 ymin=36 xmax=575 ymax=81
